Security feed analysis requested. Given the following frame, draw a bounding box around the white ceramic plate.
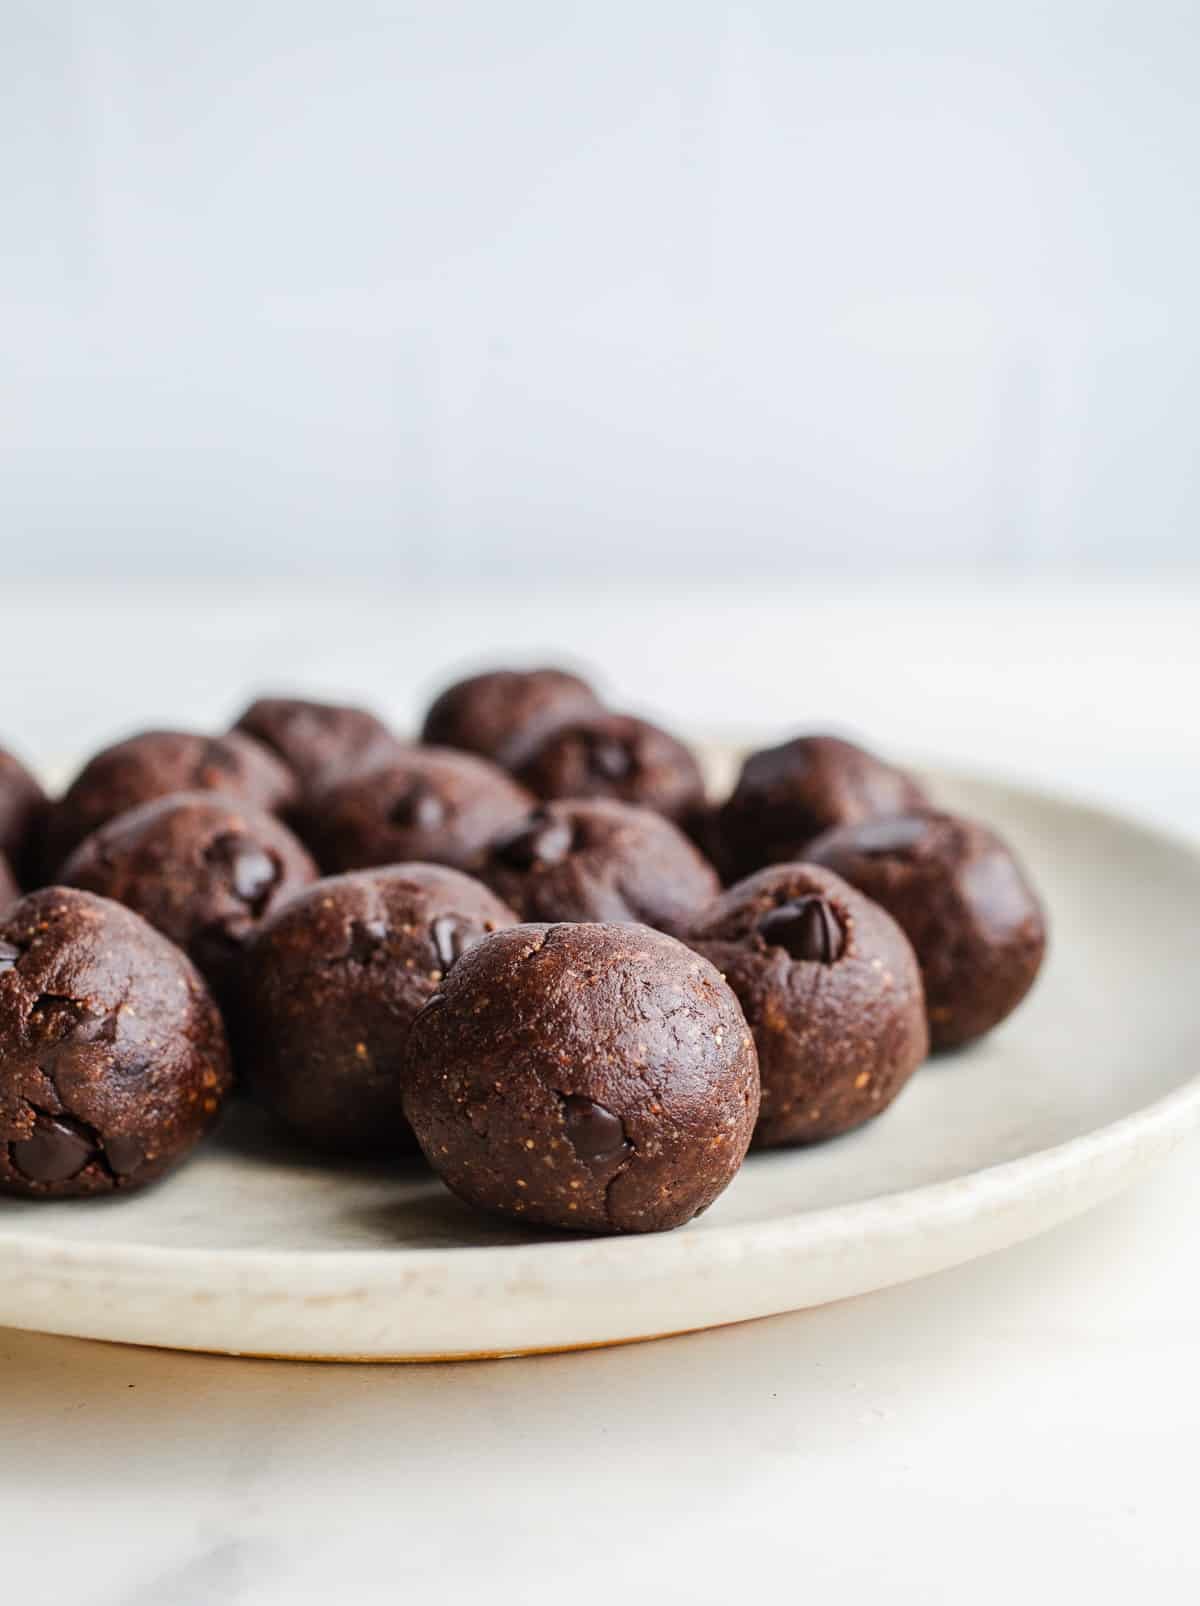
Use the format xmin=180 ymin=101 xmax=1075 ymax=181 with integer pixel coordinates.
xmin=2 ymin=764 xmax=1198 ymax=1361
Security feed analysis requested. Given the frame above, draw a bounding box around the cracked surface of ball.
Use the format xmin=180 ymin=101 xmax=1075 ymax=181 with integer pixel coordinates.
xmin=688 ymin=863 xmax=927 ymax=1146
xmin=301 ymin=747 xmax=533 ymax=875
xmin=239 ymin=864 xmax=518 ymax=1154
xmin=516 ymin=712 xmax=705 ymax=823
xmin=46 ymin=729 xmax=297 ymax=873
xmin=59 ymin=792 xmax=318 ymax=1001
xmin=480 ymin=798 xmax=719 ymax=935
xmin=231 ymin=696 xmax=401 ymax=795
xmin=807 ymin=810 xmax=1047 ymax=1050
xmin=403 ymin=921 xmax=760 ymax=1234
xmin=421 ymin=667 xmax=602 ymax=770
xmin=717 ymin=734 xmax=928 ymax=882
xmin=0 ymin=887 xmax=232 ymax=1198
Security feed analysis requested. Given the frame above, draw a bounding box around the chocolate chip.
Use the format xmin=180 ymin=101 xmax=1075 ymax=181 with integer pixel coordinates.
xmin=588 ymin=737 xmax=632 ymax=781
xmin=389 ymin=786 xmax=445 ymax=831
xmin=205 ymin=833 xmax=280 ymax=913
xmin=347 ymin=917 xmax=388 ymax=964
xmin=759 ymin=897 xmax=845 ymax=963
xmin=11 ymin=1114 xmax=96 ymax=1183
xmin=492 ymin=815 xmax=573 ymax=870
xmin=104 ymin=1134 xmax=146 ymax=1176
xmin=430 ymin=916 xmax=473 ymax=972
xmin=844 ymin=815 xmax=930 ymax=856
xmin=560 ymin=1094 xmax=632 ymax=1168
xmin=0 ymin=940 xmax=20 ymax=973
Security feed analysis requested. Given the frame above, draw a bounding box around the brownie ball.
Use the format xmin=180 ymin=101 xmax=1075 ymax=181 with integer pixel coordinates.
xmin=421 ymin=667 xmax=603 ymax=770
xmin=0 ymin=854 xmax=18 ymax=914
xmin=807 ymin=810 xmax=1047 ymax=1051
xmin=59 ymin=793 xmax=318 ymax=1001
xmin=0 ymin=887 xmax=232 ymax=1198
xmin=688 ymin=864 xmax=927 ymax=1146
xmin=516 ymin=712 xmax=705 ymax=823
xmin=717 ymin=735 xmax=929 ymax=882
xmin=404 ymin=922 xmax=759 ymax=1233
xmin=46 ymin=729 xmax=298 ymax=873
xmin=480 ymin=798 xmax=720 ymax=935
xmin=239 ymin=864 xmax=519 ymax=1154
xmin=301 ymin=746 xmax=534 ymax=875
xmin=0 ymin=745 xmax=48 ymax=887
xmin=231 ymin=695 xmax=401 ymax=795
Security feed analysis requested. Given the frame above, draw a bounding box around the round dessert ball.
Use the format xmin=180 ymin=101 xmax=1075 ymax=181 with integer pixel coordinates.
xmin=420 ymin=666 xmax=603 ymax=770
xmin=404 ymin=922 xmax=760 ymax=1233
xmin=239 ymin=864 xmax=519 ymax=1154
xmin=717 ymin=735 xmax=928 ymax=882
xmin=0 ymin=887 xmax=232 ymax=1198
xmin=230 ymin=695 xmax=401 ymax=795
xmin=46 ymin=729 xmax=298 ymax=873
xmin=0 ymin=745 xmax=48 ymax=887
xmin=515 ymin=712 xmax=705 ymax=823
xmin=480 ymin=798 xmax=720 ymax=935
xmin=687 ymin=864 xmax=927 ymax=1147
xmin=806 ymin=810 xmax=1047 ymax=1051
xmin=59 ymin=792 xmax=318 ymax=1001
xmin=301 ymin=746 xmax=534 ymax=875
xmin=0 ymin=853 xmax=18 ymax=914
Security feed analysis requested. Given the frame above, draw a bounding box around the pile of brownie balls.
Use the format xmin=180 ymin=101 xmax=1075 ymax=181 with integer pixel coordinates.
xmin=0 ymin=667 xmax=1046 ymax=1234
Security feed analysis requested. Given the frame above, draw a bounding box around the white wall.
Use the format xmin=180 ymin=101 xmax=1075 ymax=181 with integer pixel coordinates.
xmin=2 ymin=1 xmax=1198 ymax=579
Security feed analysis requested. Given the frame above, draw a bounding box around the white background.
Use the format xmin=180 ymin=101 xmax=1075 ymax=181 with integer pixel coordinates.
xmin=3 ymin=0 xmax=1199 ymax=579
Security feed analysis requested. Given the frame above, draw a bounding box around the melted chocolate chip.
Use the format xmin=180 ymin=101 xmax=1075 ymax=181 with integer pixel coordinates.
xmin=205 ymin=833 xmax=280 ymax=913
xmin=430 ymin=916 xmax=470 ymax=972
xmin=759 ymin=897 xmax=845 ymax=963
xmin=0 ymin=940 xmax=20 ymax=973
xmin=844 ymin=815 xmax=930 ymax=856
xmin=588 ymin=737 xmax=632 ymax=782
xmin=560 ymin=1094 xmax=632 ymax=1168
xmin=492 ymin=815 xmax=573 ymax=870
xmin=347 ymin=917 xmax=388 ymax=964
xmin=389 ymin=786 xmax=446 ymax=831
xmin=11 ymin=1114 xmax=96 ymax=1183
xmin=104 ymin=1134 xmax=146 ymax=1176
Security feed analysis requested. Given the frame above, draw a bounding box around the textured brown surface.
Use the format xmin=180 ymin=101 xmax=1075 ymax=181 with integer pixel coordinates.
xmin=239 ymin=864 xmax=519 ymax=1154
xmin=403 ymin=922 xmax=759 ymax=1233
xmin=717 ymin=734 xmax=928 ymax=882
xmin=807 ymin=810 xmax=1047 ymax=1050
xmin=301 ymin=747 xmax=534 ymax=875
xmin=688 ymin=863 xmax=927 ymax=1146
xmin=421 ymin=667 xmax=602 ymax=770
xmin=516 ymin=712 xmax=705 ymax=823
xmin=0 ymin=887 xmax=232 ymax=1198
xmin=231 ymin=695 xmax=402 ymax=795
xmin=46 ymin=729 xmax=298 ymax=873
xmin=0 ymin=746 xmax=48 ymax=887
xmin=480 ymin=798 xmax=720 ymax=935
xmin=59 ymin=792 xmax=318 ymax=1001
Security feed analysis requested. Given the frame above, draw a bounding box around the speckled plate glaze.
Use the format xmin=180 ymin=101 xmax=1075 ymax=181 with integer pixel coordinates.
xmin=1 ymin=761 xmax=1198 ymax=1361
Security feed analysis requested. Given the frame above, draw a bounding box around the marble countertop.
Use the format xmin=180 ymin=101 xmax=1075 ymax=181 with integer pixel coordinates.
xmin=2 ymin=577 xmax=1198 ymax=1605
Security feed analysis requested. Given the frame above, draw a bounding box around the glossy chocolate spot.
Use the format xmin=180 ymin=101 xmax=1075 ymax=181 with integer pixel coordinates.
xmin=842 ymin=815 xmax=930 ymax=856
xmin=206 ymin=833 xmax=280 ymax=913
xmin=588 ymin=737 xmax=632 ymax=782
xmin=492 ymin=814 xmax=573 ymax=871
xmin=759 ymin=897 xmax=845 ymax=963
xmin=11 ymin=1114 xmax=96 ymax=1183
xmin=559 ymin=1094 xmax=632 ymax=1168
xmin=389 ymin=786 xmax=446 ymax=832
xmin=430 ymin=915 xmax=477 ymax=973
xmin=347 ymin=917 xmax=389 ymax=964
xmin=0 ymin=940 xmax=20 ymax=973
xmin=104 ymin=1134 xmax=146 ymax=1176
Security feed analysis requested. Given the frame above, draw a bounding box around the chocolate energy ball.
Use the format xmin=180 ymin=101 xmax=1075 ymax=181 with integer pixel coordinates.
xmin=516 ymin=712 xmax=706 ymax=824
xmin=0 ymin=745 xmax=48 ymax=887
xmin=0 ymin=854 xmax=18 ymax=914
xmin=301 ymin=746 xmax=534 ymax=875
xmin=480 ymin=798 xmax=720 ymax=935
xmin=46 ymin=729 xmax=298 ymax=873
xmin=717 ymin=735 xmax=929 ymax=882
xmin=239 ymin=865 xmax=519 ymax=1154
xmin=0 ymin=887 xmax=232 ymax=1198
xmin=688 ymin=864 xmax=927 ymax=1147
xmin=231 ymin=695 xmax=402 ymax=796
xmin=421 ymin=667 xmax=603 ymax=770
xmin=807 ymin=810 xmax=1047 ymax=1051
xmin=59 ymin=793 xmax=318 ymax=1001
xmin=404 ymin=922 xmax=759 ymax=1233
